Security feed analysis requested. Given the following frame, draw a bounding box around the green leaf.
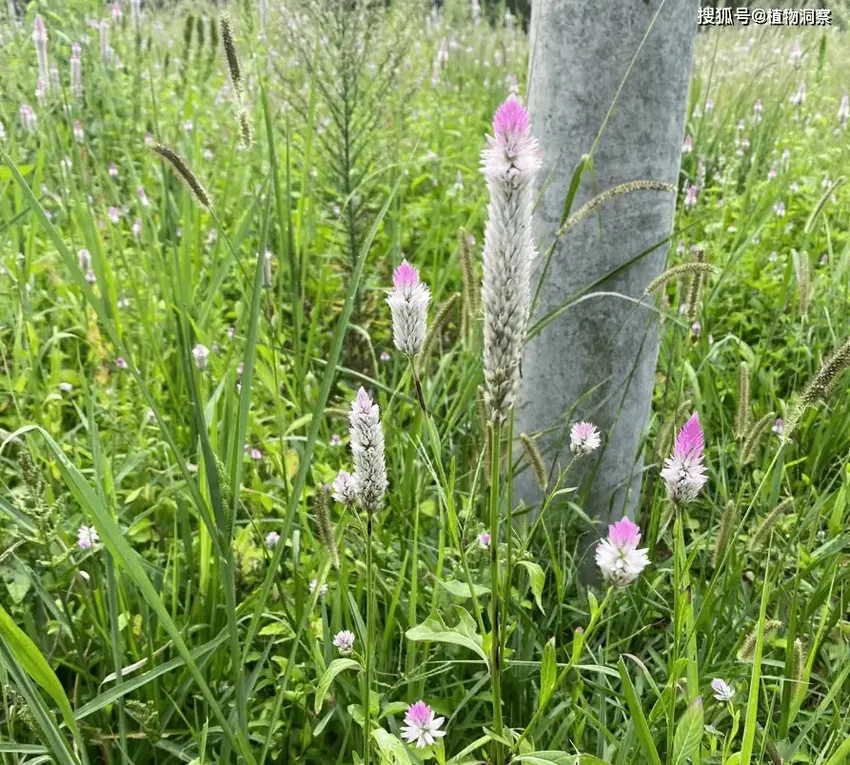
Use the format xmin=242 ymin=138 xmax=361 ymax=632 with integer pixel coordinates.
xmin=438 ymin=579 xmax=490 ymax=599
xmin=518 ymin=560 xmax=546 ymax=613
xmin=513 ymin=752 xmax=578 ymax=764
xmin=314 ymin=658 xmax=363 ymax=715
xmin=0 ymin=603 xmax=81 ymax=762
xmin=618 ymin=656 xmax=662 ymax=765
xmin=672 ymin=696 xmax=704 ymax=765
xmin=2 ymin=567 xmax=31 ymax=604
xmin=406 ymin=608 xmax=488 ymax=665
xmin=371 ymin=728 xmax=414 ymax=764
xmin=539 ymin=637 xmax=557 ymax=709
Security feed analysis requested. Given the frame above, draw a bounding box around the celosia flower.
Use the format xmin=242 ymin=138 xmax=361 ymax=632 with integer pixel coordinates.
xmin=265 ymin=531 xmax=280 ymax=549
xmin=112 ymin=2 xmax=121 ymax=22
xmin=332 ymin=470 xmax=357 ymax=506
xmin=35 ymin=79 xmax=47 ymax=107
xmin=115 ymin=357 xmax=128 ymax=370
xmin=753 ymin=99 xmax=762 ymax=125
xmin=711 ymin=678 xmax=734 ymax=702
xmin=570 ymin=421 xmax=601 ymax=456
xmin=681 ymin=135 xmax=692 ymax=154
xmin=684 ymin=185 xmax=698 ymax=209
xmin=790 ymin=40 xmax=802 ymax=67
xmin=348 ymin=388 xmax=387 ymax=513
xmin=59 ymin=382 xmax=73 ymax=392
xmin=774 ymin=201 xmax=785 ymax=217
xmin=19 ymin=104 xmax=37 ymax=133
xmin=477 ymin=532 xmax=490 ymax=549
xmin=77 ymin=525 xmax=99 ymax=549
xmin=138 ymin=185 xmax=149 ymax=206
xmin=333 ymin=630 xmax=355 ymax=654
xmin=705 ymin=98 xmax=714 ymax=113
xmin=772 ymin=418 xmax=784 ymax=436
xmin=660 ymin=413 xmax=708 ymax=504
xmin=386 ymin=260 xmax=430 ymax=355
xmin=100 ymin=19 xmax=111 ymax=63
xmin=401 ymin=701 xmax=446 ymax=749
xmin=250 ymin=448 xmax=263 ymax=461
xmin=132 ymin=218 xmax=142 ymax=239
xmin=109 ymin=163 xmax=118 ymax=177
xmin=594 ymin=517 xmax=650 ymax=586
xmin=380 ymin=351 xmax=391 ymax=362
xmin=330 ymin=434 xmax=341 ymax=447
xmin=480 ymin=97 xmax=542 ymax=422
xmin=790 ymin=81 xmax=806 ymax=106
xmin=192 ymin=344 xmax=209 ymax=370
xmin=78 ymin=249 xmax=91 ymax=272
xmin=32 ymin=16 xmax=49 ymax=85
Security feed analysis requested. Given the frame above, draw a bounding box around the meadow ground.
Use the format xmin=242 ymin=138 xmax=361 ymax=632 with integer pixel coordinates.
xmin=0 ymin=2 xmax=849 ymax=764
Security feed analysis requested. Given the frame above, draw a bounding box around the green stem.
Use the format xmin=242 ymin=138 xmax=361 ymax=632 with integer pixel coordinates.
xmin=364 ymin=516 xmax=374 ymax=765
xmin=489 ymin=419 xmax=504 ymax=762
xmin=513 ymin=588 xmax=614 ymax=751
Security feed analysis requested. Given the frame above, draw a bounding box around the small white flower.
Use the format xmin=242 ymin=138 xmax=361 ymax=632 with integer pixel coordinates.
xmin=77 ymin=525 xmax=99 ymax=549
xmin=192 ymin=344 xmax=209 ymax=370
xmin=309 ymin=579 xmax=328 ymax=599
xmin=265 ymin=531 xmax=280 ymax=549
xmin=711 ymin=678 xmax=734 ymax=702
xmin=332 ymin=630 xmax=355 ymax=654
xmin=570 ymin=421 xmax=601 ymax=456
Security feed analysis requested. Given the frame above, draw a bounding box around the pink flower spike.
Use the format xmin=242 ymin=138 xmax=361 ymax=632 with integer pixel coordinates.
xmin=674 ymin=412 xmax=704 ymax=460
xmin=493 ymin=96 xmax=530 ymax=142
xmin=393 ymin=259 xmax=420 ymax=291
xmin=608 ymin=518 xmax=641 ymax=550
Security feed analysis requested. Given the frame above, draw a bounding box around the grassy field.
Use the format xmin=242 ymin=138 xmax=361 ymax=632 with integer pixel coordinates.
xmin=0 ymin=1 xmax=849 ymax=764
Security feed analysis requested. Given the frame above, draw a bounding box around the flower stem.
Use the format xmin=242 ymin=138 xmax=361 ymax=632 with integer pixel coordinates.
xmin=363 ymin=515 xmax=374 ymax=765
xmin=488 ymin=419 xmax=504 ymax=762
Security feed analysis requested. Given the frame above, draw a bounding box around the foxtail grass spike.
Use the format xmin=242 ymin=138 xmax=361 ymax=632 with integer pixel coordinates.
xmin=752 ymin=496 xmax=794 ymax=548
xmin=735 ymin=362 xmax=751 ymax=439
xmin=151 ymin=143 xmax=212 ymax=209
xmin=712 ymin=500 xmax=738 ymax=568
xmin=685 ymin=247 xmax=707 ymax=323
xmin=558 ymin=180 xmax=676 ymax=238
xmin=644 ymin=262 xmax=717 ymax=296
xmin=420 ymin=292 xmax=459 ymax=363
xmin=314 ymin=485 xmax=339 ymax=569
xmin=458 ymin=230 xmax=479 ymax=321
xmin=220 ymin=11 xmax=242 ymax=95
xmin=782 ymin=334 xmax=850 ymax=442
xmin=519 ymin=432 xmax=547 ymax=490
xmin=738 ymin=619 xmax=782 ymax=662
xmin=794 ymin=249 xmax=812 ymax=319
xmin=741 ymin=411 xmax=774 ymax=463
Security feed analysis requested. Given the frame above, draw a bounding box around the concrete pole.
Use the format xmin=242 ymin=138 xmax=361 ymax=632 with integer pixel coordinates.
xmin=517 ymin=0 xmax=698 ymax=555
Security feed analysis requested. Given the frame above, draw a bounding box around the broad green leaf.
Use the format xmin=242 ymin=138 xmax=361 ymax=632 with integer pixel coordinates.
xmin=371 ymin=728 xmax=413 ymax=764
xmin=539 ymin=637 xmax=557 ymax=709
xmin=673 ymin=696 xmax=704 ymax=765
xmin=314 ymin=658 xmax=363 ymax=714
xmin=518 ymin=560 xmax=546 ymax=613
xmin=406 ymin=608 xmax=488 ymax=665
xmin=438 ymin=579 xmax=490 ymax=599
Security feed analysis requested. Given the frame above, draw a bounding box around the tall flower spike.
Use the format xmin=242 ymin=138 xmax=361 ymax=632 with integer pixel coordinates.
xmin=348 ymin=388 xmax=387 ymax=513
xmin=660 ymin=412 xmax=708 ymax=504
xmin=386 ymin=260 xmax=430 ymax=356
xmin=595 ymin=517 xmax=650 ymax=586
xmin=480 ymin=96 xmax=542 ymax=422
xmin=32 ymin=16 xmax=49 ymax=86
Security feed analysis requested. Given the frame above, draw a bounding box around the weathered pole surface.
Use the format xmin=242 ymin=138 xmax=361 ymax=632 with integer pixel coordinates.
xmin=517 ymin=0 xmax=699 ymax=556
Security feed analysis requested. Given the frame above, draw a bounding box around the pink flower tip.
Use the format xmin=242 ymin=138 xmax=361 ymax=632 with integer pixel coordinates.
xmin=406 ymin=701 xmax=433 ymax=725
xmin=393 ymin=259 xmax=419 ymax=290
xmin=675 ymin=412 xmax=704 ymax=459
xmin=493 ymin=96 xmax=530 ymax=142
xmin=608 ymin=517 xmax=641 ymax=549
xmin=354 ymin=386 xmax=373 ymax=410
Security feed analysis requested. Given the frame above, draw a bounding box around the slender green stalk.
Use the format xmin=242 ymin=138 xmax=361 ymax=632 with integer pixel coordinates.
xmin=488 ymin=419 xmax=504 ymax=762
xmin=363 ymin=516 xmax=375 ymax=765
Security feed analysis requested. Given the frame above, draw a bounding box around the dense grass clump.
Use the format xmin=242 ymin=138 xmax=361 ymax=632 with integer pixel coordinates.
xmin=0 ymin=2 xmax=849 ymax=764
